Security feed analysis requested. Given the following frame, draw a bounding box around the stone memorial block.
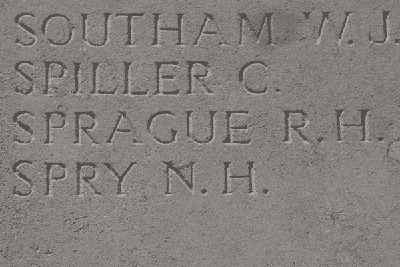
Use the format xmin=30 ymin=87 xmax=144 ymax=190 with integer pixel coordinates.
xmin=2 ymin=0 xmax=400 ymax=266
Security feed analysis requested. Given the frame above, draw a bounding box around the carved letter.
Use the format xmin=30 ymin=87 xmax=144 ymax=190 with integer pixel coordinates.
xmin=147 ymin=111 xmax=177 ymax=144
xmin=312 ymin=12 xmax=353 ymax=46
xmin=369 ymin=11 xmax=390 ymax=45
xmin=123 ymin=62 xmax=147 ymax=95
xmin=116 ymin=13 xmax=144 ymax=45
xmin=42 ymin=14 xmax=74 ymax=45
xmin=164 ymin=161 xmax=194 ymax=195
xmin=316 ymin=12 xmax=330 ymax=45
xmin=74 ymin=112 xmax=99 ymax=145
xmin=76 ymin=162 xmax=100 ymax=195
xmin=284 ymin=110 xmax=310 ymax=144
xmin=223 ymin=111 xmax=251 ymax=144
xmin=187 ymin=61 xmax=212 ymax=95
xmin=15 ymin=13 xmax=37 ymax=46
xmin=107 ymin=111 xmax=141 ymax=144
xmin=73 ymin=62 xmax=82 ymax=94
xmin=156 ymin=62 xmax=179 ymax=95
xmin=45 ymin=163 xmax=67 ymax=196
xmin=12 ymin=160 xmax=33 ymax=197
xmin=239 ymin=61 xmax=268 ymax=94
xmin=239 ymin=13 xmax=273 ymax=45
xmin=152 ymin=13 xmax=184 ymax=46
xmin=223 ymin=162 xmax=256 ymax=195
xmin=186 ymin=111 xmax=216 ymax=144
xmin=103 ymin=162 xmax=136 ymax=195
xmin=45 ymin=111 xmax=66 ymax=144
xmin=15 ymin=61 xmax=34 ymax=95
xmin=82 ymin=13 xmax=111 ymax=47
xmin=194 ymin=14 xmax=228 ymax=45
xmin=45 ymin=61 xmax=67 ymax=95
xmin=338 ymin=12 xmax=352 ymax=46
xmin=336 ymin=109 xmax=370 ymax=142
xmin=13 ymin=111 xmax=34 ymax=144
xmin=92 ymin=63 xmax=118 ymax=94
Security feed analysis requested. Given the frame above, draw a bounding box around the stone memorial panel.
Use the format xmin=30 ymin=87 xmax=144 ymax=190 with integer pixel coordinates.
xmin=1 ymin=0 xmax=400 ymax=265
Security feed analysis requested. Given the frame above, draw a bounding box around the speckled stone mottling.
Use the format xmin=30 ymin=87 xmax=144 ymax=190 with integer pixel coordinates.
xmin=2 ymin=1 xmax=400 ymax=266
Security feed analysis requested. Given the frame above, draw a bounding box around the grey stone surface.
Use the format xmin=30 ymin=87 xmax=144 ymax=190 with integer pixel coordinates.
xmin=2 ymin=0 xmax=400 ymax=266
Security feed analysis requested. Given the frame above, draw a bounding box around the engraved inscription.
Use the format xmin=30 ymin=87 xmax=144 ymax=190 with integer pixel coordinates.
xmin=8 ymin=8 xmax=398 ymax=199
